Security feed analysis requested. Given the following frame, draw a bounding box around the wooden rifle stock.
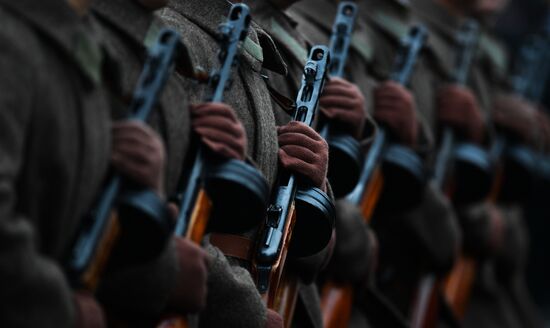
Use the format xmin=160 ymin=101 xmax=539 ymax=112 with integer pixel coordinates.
xmin=254 ymin=46 xmax=331 ymax=327
xmin=439 ymin=139 xmax=504 ymax=322
xmin=263 ymin=203 xmax=298 ymax=326
xmin=157 ymin=5 xmax=252 ymax=328
xmin=66 ymin=29 xmax=182 ymax=293
xmin=442 ymin=257 xmax=476 ymax=319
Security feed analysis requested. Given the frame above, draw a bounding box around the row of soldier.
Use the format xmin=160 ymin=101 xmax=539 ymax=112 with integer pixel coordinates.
xmin=0 ymin=0 xmax=547 ymax=327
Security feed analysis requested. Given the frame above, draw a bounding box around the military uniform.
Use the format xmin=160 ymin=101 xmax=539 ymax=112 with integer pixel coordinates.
xmin=240 ymin=1 xmax=372 ymax=327
xmin=411 ymin=0 xmax=543 ymax=327
xmin=0 ymin=0 xmax=111 ymax=326
xmin=292 ymin=0 xmax=460 ymax=322
xmin=159 ymin=0 xmax=289 ymax=326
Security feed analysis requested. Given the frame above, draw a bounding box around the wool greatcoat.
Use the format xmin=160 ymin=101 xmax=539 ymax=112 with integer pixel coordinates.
xmin=0 ymin=0 xmax=111 ymax=326
xmin=92 ymin=1 xmax=283 ymax=326
xmin=411 ymin=1 xmax=544 ymax=328
xmin=291 ymin=0 xmax=461 ymax=321
xmin=89 ymin=0 xmax=190 ymax=318
xmin=242 ymin=1 xmax=383 ymax=327
xmin=159 ymin=0 xmax=289 ymax=326
xmin=240 ymin=1 xmax=370 ymax=327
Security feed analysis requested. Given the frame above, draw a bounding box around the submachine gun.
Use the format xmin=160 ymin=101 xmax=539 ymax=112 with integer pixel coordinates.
xmin=318 ymin=3 xmax=365 ymax=327
xmin=433 ymin=20 xmax=492 ymax=205
xmin=491 ymin=29 xmax=550 ymax=203
xmin=173 ymin=3 xmax=269 ymax=245
xmin=412 ymin=20 xmax=487 ymax=328
xmin=158 ymin=4 xmax=271 ymax=327
xmin=320 ymin=24 xmax=429 ymax=328
xmin=347 ymin=25 xmax=428 ymax=227
xmin=318 ymin=1 xmax=364 ymax=198
xmin=66 ymin=29 xmax=183 ymax=292
xmin=253 ymin=46 xmax=336 ymax=327
xmin=513 ymin=24 xmax=550 ymax=184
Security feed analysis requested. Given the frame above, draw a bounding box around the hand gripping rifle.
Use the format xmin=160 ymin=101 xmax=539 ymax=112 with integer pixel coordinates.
xmin=253 ymin=46 xmax=335 ymax=327
xmin=173 ymin=3 xmax=268 ymax=245
xmin=433 ymin=20 xmax=492 ymax=205
xmin=412 ymin=20 xmax=492 ymax=327
xmin=489 ymin=33 xmax=550 ymax=203
xmin=158 ymin=4 xmax=270 ymax=327
xmin=413 ymin=20 xmax=486 ymax=328
xmin=66 ymin=28 xmax=182 ymax=292
xmin=318 ymin=1 xmax=365 ymax=198
xmin=347 ymin=25 xmax=428 ymax=226
xmin=318 ymin=3 xmax=366 ymax=327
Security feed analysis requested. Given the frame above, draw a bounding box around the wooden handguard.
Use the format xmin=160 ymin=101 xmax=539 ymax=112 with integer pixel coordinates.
xmin=443 ymin=256 xmax=476 ymax=319
xmin=81 ymin=212 xmax=121 ymax=292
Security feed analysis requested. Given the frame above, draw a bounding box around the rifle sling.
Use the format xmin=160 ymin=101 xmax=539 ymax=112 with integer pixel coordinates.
xmin=210 ymin=233 xmax=253 ymax=262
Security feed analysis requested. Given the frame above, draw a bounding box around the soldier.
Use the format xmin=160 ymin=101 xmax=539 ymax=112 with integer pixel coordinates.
xmin=0 ymin=0 xmax=183 ymax=326
xmin=159 ymin=0 xmax=334 ymax=326
xmin=240 ymin=1 xmax=375 ymax=327
xmin=291 ymin=0 xmax=461 ymax=326
xmin=89 ymin=0 xmax=212 ymax=322
xmin=411 ymin=0 xmax=547 ymax=327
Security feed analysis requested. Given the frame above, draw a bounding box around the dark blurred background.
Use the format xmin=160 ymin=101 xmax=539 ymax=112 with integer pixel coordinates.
xmin=495 ymin=0 xmax=550 ymax=324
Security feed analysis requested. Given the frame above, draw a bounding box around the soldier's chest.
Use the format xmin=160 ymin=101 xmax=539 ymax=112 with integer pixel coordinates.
xmin=20 ymin=53 xmax=111 ymax=259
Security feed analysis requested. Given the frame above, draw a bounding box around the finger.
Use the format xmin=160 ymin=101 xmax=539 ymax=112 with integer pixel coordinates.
xmin=200 ymin=136 xmax=244 ymax=159
xmin=278 ymin=149 xmax=319 ymax=178
xmin=320 ymin=96 xmax=361 ymax=109
xmin=190 ymin=102 xmax=237 ymax=121
xmin=111 ymin=149 xmax=153 ymax=170
xmin=194 ymin=125 xmax=245 ymax=145
xmin=374 ymin=97 xmax=410 ymax=108
xmin=192 ymin=118 xmax=243 ymax=139
xmin=167 ymin=203 xmax=180 ymax=223
xmin=111 ymin=157 xmax=151 ymax=184
xmin=112 ymin=120 xmax=157 ymax=139
xmin=204 ymin=141 xmax=242 ymax=160
xmin=112 ymin=139 xmax=160 ymax=160
xmin=277 ymin=121 xmax=323 ymax=141
xmin=374 ymin=91 xmax=408 ymax=103
xmin=322 ymin=107 xmax=362 ymax=123
xmin=277 ymin=131 xmax=325 ymax=150
xmin=279 ymin=144 xmax=319 ymax=165
xmin=325 ymin=76 xmax=350 ymax=86
xmin=322 ymin=84 xmax=358 ymax=98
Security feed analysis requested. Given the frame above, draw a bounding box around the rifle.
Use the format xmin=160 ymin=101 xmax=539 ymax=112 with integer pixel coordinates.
xmin=410 ymin=20 xmax=484 ymax=328
xmin=347 ymin=25 xmax=428 ymax=222
xmin=320 ymin=25 xmax=429 ymax=328
xmin=173 ymin=3 xmax=268 ymax=244
xmin=319 ymin=3 xmax=365 ymax=327
xmin=432 ymin=20 xmax=492 ymax=206
xmin=320 ymin=1 xmax=364 ymax=198
xmin=491 ymin=31 xmax=550 ymax=203
xmin=158 ymin=4 xmax=269 ymax=328
xmin=254 ymin=46 xmax=335 ymax=327
xmin=66 ymin=28 xmax=182 ymax=292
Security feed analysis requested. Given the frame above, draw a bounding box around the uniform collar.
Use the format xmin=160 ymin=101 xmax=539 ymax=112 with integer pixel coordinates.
xmin=0 ymin=0 xmax=104 ymax=85
xmin=168 ymin=0 xmax=232 ymax=38
xmin=290 ymin=0 xmax=374 ymax=64
xmin=168 ymin=0 xmax=287 ymax=74
xmin=246 ymin=0 xmax=308 ymax=67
